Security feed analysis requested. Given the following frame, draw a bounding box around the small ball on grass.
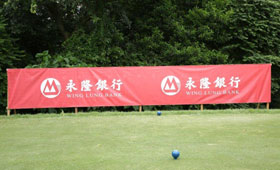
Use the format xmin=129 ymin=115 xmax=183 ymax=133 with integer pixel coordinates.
xmin=157 ymin=111 xmax=161 ymax=116
xmin=172 ymin=150 xmax=180 ymax=160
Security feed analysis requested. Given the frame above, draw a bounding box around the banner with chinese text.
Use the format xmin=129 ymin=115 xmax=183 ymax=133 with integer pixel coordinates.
xmin=7 ymin=64 xmax=271 ymax=109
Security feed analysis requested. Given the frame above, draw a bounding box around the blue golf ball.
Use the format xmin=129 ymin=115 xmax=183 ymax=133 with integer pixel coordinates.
xmin=157 ymin=111 xmax=161 ymax=116
xmin=172 ymin=150 xmax=180 ymax=159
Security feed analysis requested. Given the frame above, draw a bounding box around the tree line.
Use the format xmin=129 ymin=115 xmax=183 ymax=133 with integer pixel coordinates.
xmin=1 ymin=0 xmax=280 ymax=113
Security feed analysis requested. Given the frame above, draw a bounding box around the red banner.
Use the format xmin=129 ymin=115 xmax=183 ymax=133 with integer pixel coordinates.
xmin=7 ymin=64 xmax=271 ymax=109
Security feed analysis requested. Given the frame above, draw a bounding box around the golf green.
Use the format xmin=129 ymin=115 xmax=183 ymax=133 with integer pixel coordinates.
xmin=0 ymin=110 xmax=279 ymax=169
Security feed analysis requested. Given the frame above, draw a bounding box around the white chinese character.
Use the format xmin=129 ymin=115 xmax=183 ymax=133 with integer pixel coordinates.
xmin=229 ymin=76 xmax=240 ymax=88
xmin=81 ymin=80 xmax=93 ymax=91
xmin=185 ymin=77 xmax=196 ymax=90
xmin=214 ymin=77 xmax=226 ymax=88
xmin=200 ymin=77 xmax=211 ymax=89
xmin=66 ymin=80 xmax=77 ymax=92
xmin=95 ymin=79 xmax=109 ymax=91
xmin=111 ymin=79 xmax=123 ymax=91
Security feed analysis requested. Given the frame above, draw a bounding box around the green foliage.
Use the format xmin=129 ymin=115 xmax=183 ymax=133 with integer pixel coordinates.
xmin=27 ymin=50 xmax=85 ymax=68
xmin=62 ymin=25 xmax=125 ymax=67
xmin=227 ymin=0 xmax=280 ymax=59
xmin=58 ymin=0 xmax=231 ymax=67
xmin=0 ymin=15 xmax=24 ymax=112
xmin=186 ymin=0 xmax=233 ymax=48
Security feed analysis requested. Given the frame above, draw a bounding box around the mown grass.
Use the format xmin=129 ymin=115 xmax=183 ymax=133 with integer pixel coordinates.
xmin=0 ymin=109 xmax=279 ymax=170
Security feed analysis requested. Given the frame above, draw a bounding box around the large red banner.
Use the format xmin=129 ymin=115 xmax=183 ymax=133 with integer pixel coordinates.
xmin=7 ymin=64 xmax=271 ymax=109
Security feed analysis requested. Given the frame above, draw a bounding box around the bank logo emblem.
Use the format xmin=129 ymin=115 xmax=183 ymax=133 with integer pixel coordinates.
xmin=161 ymin=76 xmax=181 ymax=96
xmin=41 ymin=78 xmax=61 ymax=98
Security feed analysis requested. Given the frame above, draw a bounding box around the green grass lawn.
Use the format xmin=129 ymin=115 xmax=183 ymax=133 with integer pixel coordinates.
xmin=0 ymin=109 xmax=280 ymax=170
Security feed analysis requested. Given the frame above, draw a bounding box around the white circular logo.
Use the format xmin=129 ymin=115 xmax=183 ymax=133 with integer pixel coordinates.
xmin=41 ymin=78 xmax=61 ymax=98
xmin=161 ymin=76 xmax=181 ymax=96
